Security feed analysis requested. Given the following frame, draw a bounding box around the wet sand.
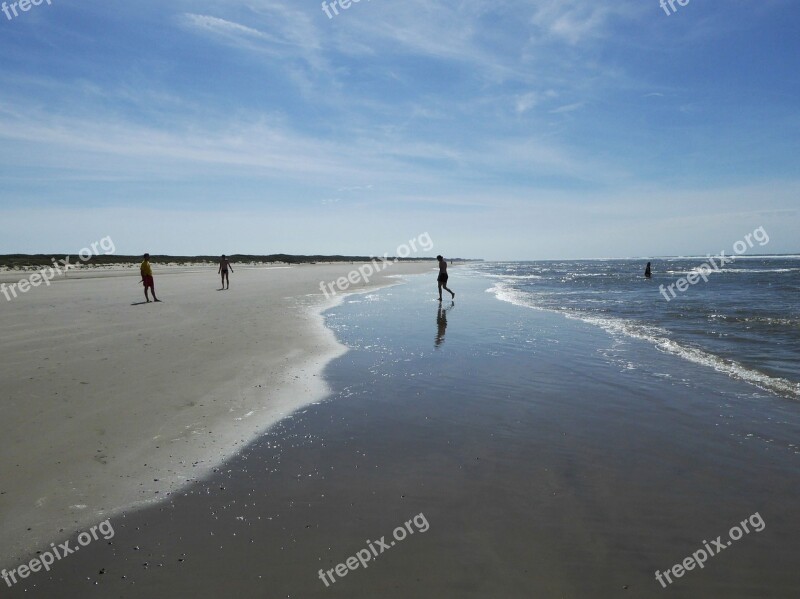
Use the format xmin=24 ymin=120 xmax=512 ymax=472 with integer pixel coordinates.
xmin=4 ymin=271 xmax=798 ymax=598
xmin=0 ymin=261 xmax=434 ymax=570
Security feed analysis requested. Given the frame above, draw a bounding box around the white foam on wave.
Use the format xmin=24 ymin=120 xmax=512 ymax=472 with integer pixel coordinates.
xmin=666 ymin=255 xmax=800 ymax=261
xmin=708 ymin=314 xmax=800 ymax=327
xmin=663 ymin=267 xmax=800 ymax=275
xmin=484 ymin=273 xmax=543 ymax=280
xmin=487 ymin=281 xmax=800 ymax=400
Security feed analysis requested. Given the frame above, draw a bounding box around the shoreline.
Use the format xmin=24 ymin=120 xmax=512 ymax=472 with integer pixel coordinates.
xmin=0 ymin=261 xmax=434 ymax=569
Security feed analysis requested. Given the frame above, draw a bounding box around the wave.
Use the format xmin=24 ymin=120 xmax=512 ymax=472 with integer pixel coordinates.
xmin=665 ymin=255 xmax=800 ymax=261
xmin=487 ymin=282 xmax=800 ymax=400
xmin=662 ymin=268 xmax=800 ymax=275
xmin=708 ymin=314 xmax=800 ymax=327
xmin=484 ymin=273 xmax=543 ymax=280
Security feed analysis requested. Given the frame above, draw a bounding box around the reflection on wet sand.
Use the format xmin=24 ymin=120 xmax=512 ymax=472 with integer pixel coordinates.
xmin=435 ymin=302 xmax=454 ymax=348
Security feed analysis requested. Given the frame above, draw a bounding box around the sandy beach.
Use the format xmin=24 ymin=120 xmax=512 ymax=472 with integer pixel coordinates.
xmin=0 ymin=261 xmax=434 ymax=570
xmin=2 ymin=269 xmax=798 ymax=598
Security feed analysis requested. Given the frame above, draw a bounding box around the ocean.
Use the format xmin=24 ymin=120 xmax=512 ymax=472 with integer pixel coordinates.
xmin=471 ymin=257 xmax=800 ymax=400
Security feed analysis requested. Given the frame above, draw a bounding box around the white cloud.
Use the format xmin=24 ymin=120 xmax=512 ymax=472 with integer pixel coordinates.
xmin=549 ymin=101 xmax=584 ymax=114
xmin=530 ymin=0 xmax=636 ymax=44
xmin=181 ymin=13 xmax=274 ymax=42
xmin=515 ymin=92 xmax=539 ymax=114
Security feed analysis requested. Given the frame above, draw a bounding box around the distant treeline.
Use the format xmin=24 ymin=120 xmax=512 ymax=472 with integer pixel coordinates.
xmin=0 ymin=254 xmax=482 ymax=268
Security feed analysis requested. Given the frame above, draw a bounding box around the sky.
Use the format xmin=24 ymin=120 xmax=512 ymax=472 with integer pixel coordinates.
xmin=0 ymin=0 xmax=798 ymax=260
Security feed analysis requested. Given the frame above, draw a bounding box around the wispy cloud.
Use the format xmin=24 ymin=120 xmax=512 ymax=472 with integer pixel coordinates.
xmin=529 ymin=0 xmax=635 ymax=44
xmin=549 ymin=101 xmax=584 ymax=114
xmin=181 ymin=13 xmax=276 ymax=43
xmin=337 ymin=185 xmax=374 ymax=192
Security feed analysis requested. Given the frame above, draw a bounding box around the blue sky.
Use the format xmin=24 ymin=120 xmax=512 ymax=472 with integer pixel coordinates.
xmin=0 ymin=0 xmax=798 ymax=259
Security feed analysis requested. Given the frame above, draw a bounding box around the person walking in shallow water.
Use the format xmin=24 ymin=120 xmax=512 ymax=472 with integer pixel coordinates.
xmin=140 ymin=253 xmax=160 ymax=302
xmin=219 ymin=255 xmax=233 ymax=289
xmin=437 ymin=255 xmax=455 ymax=301
xmin=645 ymin=261 xmax=652 ymax=279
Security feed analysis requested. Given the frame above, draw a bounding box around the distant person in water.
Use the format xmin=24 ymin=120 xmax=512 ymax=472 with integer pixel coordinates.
xmin=140 ymin=253 xmax=160 ymax=302
xmin=436 ymin=255 xmax=455 ymax=301
xmin=644 ymin=262 xmax=652 ymax=279
xmin=219 ymin=255 xmax=234 ymax=289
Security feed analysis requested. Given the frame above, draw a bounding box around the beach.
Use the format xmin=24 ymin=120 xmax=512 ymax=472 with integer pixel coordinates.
xmin=3 ymin=2 xmax=799 ymax=596
xmin=0 ymin=261 xmax=434 ymax=572
xmin=2 ymin=267 xmax=798 ymax=598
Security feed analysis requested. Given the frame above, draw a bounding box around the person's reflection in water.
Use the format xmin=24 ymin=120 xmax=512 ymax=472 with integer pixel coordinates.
xmin=435 ymin=301 xmax=454 ymax=348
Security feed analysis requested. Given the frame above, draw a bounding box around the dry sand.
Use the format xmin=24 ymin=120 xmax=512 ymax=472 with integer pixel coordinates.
xmin=0 ymin=261 xmax=434 ymax=567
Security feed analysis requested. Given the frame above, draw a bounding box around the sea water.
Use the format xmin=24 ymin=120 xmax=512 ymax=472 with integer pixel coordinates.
xmin=469 ymin=257 xmax=800 ymax=400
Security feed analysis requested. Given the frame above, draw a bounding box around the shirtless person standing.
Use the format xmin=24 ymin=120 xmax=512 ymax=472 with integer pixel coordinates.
xmin=219 ymin=254 xmax=233 ymax=290
xmin=436 ymin=255 xmax=455 ymax=301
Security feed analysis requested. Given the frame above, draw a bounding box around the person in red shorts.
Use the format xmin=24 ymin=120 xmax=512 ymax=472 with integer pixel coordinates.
xmin=140 ymin=253 xmax=160 ymax=302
